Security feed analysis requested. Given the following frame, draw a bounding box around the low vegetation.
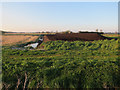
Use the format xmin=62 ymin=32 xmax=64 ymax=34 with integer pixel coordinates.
xmin=2 ymin=39 xmax=120 ymax=89
xmin=102 ymin=34 xmax=120 ymax=39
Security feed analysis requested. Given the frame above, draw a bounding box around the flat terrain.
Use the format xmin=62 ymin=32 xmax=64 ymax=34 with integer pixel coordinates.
xmin=1 ymin=33 xmax=119 ymax=46
xmin=2 ymin=35 xmax=39 ymax=46
xmin=102 ymin=34 xmax=120 ymax=38
xmin=3 ymin=32 xmax=55 ymax=36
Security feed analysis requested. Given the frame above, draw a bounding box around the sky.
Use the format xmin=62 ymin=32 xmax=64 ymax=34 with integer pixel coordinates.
xmin=1 ymin=2 xmax=118 ymax=32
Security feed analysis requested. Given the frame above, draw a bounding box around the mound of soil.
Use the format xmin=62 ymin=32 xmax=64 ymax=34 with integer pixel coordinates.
xmin=43 ymin=33 xmax=116 ymax=42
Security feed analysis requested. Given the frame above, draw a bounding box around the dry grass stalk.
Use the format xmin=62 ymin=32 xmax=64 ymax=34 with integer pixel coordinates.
xmin=2 ymin=35 xmax=38 ymax=46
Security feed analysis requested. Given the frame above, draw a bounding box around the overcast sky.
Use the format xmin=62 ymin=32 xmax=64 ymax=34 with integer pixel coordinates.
xmin=1 ymin=2 xmax=118 ymax=32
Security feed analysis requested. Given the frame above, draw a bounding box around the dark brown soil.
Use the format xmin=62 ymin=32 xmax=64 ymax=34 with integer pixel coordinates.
xmin=43 ymin=33 xmax=115 ymax=42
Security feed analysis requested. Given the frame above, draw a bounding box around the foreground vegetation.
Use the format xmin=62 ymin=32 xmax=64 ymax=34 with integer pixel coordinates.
xmin=2 ymin=39 xmax=120 ymax=89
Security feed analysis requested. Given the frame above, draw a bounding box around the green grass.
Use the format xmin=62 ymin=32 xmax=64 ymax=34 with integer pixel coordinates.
xmin=2 ymin=39 xmax=120 ymax=89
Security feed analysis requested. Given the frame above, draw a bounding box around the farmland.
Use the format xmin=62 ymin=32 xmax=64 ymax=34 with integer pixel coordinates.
xmin=2 ymin=37 xmax=120 ymax=89
xmin=3 ymin=32 xmax=55 ymax=36
xmin=1 ymin=1 xmax=119 ymax=89
xmin=1 ymin=35 xmax=39 ymax=46
xmin=102 ymin=34 xmax=120 ymax=39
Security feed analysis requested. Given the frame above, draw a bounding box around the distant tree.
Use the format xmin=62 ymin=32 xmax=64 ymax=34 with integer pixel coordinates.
xmin=100 ymin=29 xmax=102 ymax=32
xmin=46 ymin=31 xmax=50 ymax=33
xmin=64 ymin=30 xmax=72 ymax=34
xmin=78 ymin=31 xmax=89 ymax=33
xmin=115 ymin=31 xmax=118 ymax=34
xmin=96 ymin=29 xmax=98 ymax=32
xmin=0 ymin=30 xmax=6 ymax=35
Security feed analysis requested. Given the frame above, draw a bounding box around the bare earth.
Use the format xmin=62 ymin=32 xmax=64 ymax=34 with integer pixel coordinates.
xmin=1 ymin=35 xmax=39 ymax=46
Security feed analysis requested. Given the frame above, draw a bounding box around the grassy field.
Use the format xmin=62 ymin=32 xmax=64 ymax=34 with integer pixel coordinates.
xmin=1 ymin=33 xmax=120 ymax=89
xmin=102 ymin=34 xmax=120 ymax=38
xmin=2 ymin=39 xmax=120 ymax=89
xmin=1 ymin=35 xmax=39 ymax=46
